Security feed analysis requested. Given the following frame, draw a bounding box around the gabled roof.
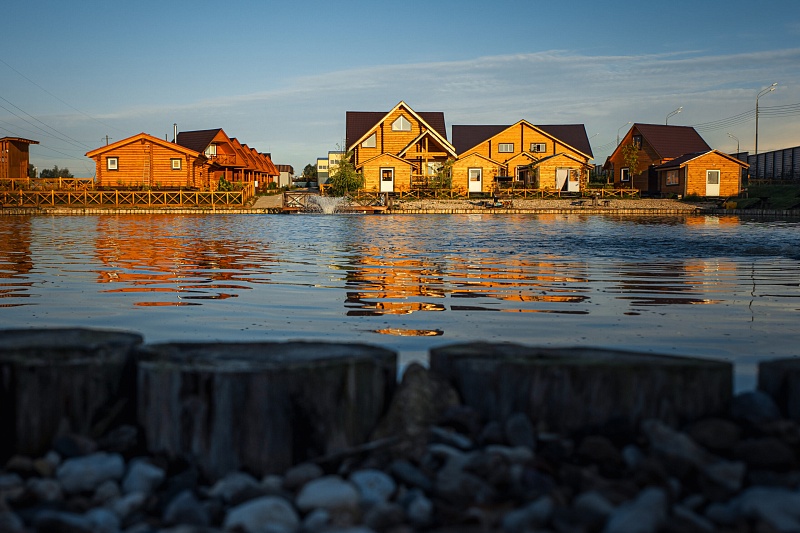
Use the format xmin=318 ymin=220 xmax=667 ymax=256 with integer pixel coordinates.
xmin=355 ymin=152 xmax=415 ymax=169
xmin=529 ymin=151 xmax=590 ymax=167
xmin=85 ymin=133 xmax=202 ymax=158
xmin=627 ymin=124 xmax=711 ymax=160
xmin=654 ymin=149 xmax=749 ymax=171
xmin=0 ymin=137 xmax=39 ymax=145
xmin=346 ymin=101 xmax=449 ymax=149
xmin=175 ymin=129 xmax=225 ymax=153
xmin=451 ymin=122 xmax=593 ymax=158
xmin=398 ymin=129 xmax=458 ymax=158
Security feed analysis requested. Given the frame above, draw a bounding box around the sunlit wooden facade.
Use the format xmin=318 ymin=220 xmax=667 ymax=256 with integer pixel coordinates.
xmin=1 ymin=137 xmax=38 ymax=181
xmin=654 ymin=150 xmax=748 ymax=198
xmin=86 ymin=133 xmax=210 ymax=189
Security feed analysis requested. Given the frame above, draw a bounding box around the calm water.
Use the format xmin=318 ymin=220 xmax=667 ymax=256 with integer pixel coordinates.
xmin=2 ymin=213 xmax=799 ymax=390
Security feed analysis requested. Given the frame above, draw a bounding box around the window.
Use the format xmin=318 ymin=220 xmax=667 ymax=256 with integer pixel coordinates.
xmin=621 ymin=167 xmax=630 ymax=182
xmin=362 ymin=133 xmax=376 ymax=148
xmin=666 ymin=169 xmax=679 ymax=186
xmin=107 ymin=157 xmax=118 ymax=171
xmin=468 ymin=168 xmax=482 ymax=181
xmin=498 ymin=143 xmax=514 ymax=153
xmin=530 ymin=143 xmax=546 ymax=153
xmin=392 ymin=116 xmax=411 ymax=131
xmin=205 ymin=145 xmax=217 ymax=157
xmin=632 ymin=135 xmax=643 ymax=149
xmin=427 ymin=162 xmax=442 ymax=176
xmin=171 ymin=158 xmax=182 ymax=170
xmin=707 ymin=170 xmax=720 ymax=184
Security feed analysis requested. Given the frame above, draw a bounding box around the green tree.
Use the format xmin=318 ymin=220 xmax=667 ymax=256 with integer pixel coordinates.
xmin=302 ymin=164 xmax=317 ymax=181
xmin=621 ymin=142 xmax=640 ymax=189
xmin=28 ymin=163 xmax=36 ymax=178
xmin=326 ymin=151 xmax=364 ymax=196
xmin=429 ymin=159 xmax=454 ymax=191
xmin=39 ymin=165 xmax=73 ymax=178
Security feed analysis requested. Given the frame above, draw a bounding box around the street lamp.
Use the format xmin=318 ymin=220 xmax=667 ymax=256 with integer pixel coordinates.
xmin=665 ymin=106 xmax=683 ymax=125
xmin=727 ymin=132 xmax=740 ymax=155
xmin=755 ymin=82 xmax=777 ymax=179
xmin=616 ymin=121 xmax=632 ymax=146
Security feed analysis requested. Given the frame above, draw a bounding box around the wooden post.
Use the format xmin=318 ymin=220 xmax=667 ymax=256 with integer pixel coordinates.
xmin=430 ymin=343 xmax=732 ymax=435
xmin=0 ymin=328 xmax=143 ymax=460
xmin=136 ymin=341 xmax=396 ymax=480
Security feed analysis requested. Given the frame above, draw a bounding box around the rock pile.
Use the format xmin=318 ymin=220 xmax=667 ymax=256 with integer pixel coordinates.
xmin=2 ymin=364 xmax=800 ymax=533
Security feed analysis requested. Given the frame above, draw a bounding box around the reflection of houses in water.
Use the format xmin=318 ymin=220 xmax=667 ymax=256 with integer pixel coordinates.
xmin=612 ymin=259 xmax=734 ymax=306
xmin=343 ymin=247 xmax=591 ymax=316
xmin=0 ymin=218 xmax=33 ymax=306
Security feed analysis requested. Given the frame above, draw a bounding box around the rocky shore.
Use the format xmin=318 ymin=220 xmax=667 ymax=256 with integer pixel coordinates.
xmin=388 ymin=198 xmax=703 ymax=213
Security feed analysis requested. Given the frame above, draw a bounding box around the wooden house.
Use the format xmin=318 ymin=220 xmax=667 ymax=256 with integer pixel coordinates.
xmin=450 ymin=122 xmax=593 ymax=194
xmin=86 ymin=133 xmax=210 ymax=189
xmin=1 ymin=137 xmax=38 ymax=181
xmin=346 ymin=101 xmax=457 ymax=193
xmin=176 ymin=129 xmax=278 ymax=188
xmin=653 ymin=150 xmax=748 ymax=198
xmin=605 ymin=124 xmax=711 ymax=195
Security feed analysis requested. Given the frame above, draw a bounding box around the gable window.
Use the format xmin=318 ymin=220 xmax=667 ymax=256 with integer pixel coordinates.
xmin=632 ymin=135 xmax=643 ymax=149
xmin=205 ymin=145 xmax=217 ymax=158
xmin=392 ymin=116 xmax=411 ymax=132
xmin=171 ymin=158 xmax=182 ymax=170
xmin=530 ymin=143 xmax=546 ymax=153
xmin=621 ymin=168 xmax=630 ymax=182
xmin=666 ymin=169 xmax=679 ymax=186
xmin=107 ymin=157 xmax=118 ymax=171
xmin=498 ymin=143 xmax=514 ymax=153
xmin=362 ymin=133 xmax=376 ymax=148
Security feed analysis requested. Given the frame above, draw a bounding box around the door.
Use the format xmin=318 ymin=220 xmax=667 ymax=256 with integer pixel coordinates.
xmin=706 ymin=170 xmax=720 ymax=196
xmin=380 ymin=168 xmax=394 ymax=192
xmin=468 ymin=168 xmax=482 ymax=193
xmin=556 ymin=168 xmax=570 ymax=191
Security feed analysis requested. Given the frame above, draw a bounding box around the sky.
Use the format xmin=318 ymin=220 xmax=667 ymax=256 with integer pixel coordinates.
xmin=1 ymin=0 xmax=799 ymax=177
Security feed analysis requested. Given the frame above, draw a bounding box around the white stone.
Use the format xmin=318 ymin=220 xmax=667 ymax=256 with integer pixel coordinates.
xmin=350 ymin=469 xmax=397 ymax=505
xmin=122 ymin=459 xmax=165 ymax=495
xmin=57 ymin=452 xmax=125 ymax=494
xmin=296 ymin=475 xmax=360 ymax=513
xmin=223 ymin=496 xmax=299 ymax=533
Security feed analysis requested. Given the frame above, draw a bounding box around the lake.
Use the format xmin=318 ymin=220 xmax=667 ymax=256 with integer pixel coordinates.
xmin=2 ymin=212 xmax=799 ymax=390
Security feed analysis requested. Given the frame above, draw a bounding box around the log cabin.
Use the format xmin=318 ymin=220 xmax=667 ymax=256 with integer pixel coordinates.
xmin=346 ymin=101 xmax=458 ymax=193
xmin=450 ymin=122 xmax=593 ymax=194
xmin=605 ymin=124 xmax=711 ymax=195
xmin=653 ymin=150 xmax=749 ymax=198
xmin=176 ymin=129 xmax=278 ymax=189
xmin=85 ymin=133 xmax=210 ymax=189
xmin=1 ymin=137 xmax=38 ymax=181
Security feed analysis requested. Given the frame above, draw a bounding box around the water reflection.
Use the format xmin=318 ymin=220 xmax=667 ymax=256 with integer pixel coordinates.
xmin=0 ymin=217 xmax=33 ymax=307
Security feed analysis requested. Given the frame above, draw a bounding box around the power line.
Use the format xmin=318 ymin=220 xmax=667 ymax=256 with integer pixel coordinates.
xmin=0 ymin=97 xmax=91 ymax=151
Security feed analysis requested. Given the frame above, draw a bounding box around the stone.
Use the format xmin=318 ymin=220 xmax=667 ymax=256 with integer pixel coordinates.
xmin=603 ymin=487 xmax=667 ymax=533
xmin=732 ymin=437 xmax=796 ymax=470
xmin=302 ymin=508 xmax=331 ymax=531
xmin=208 ymin=471 xmax=262 ymax=504
xmin=52 ymin=433 xmax=98 ymax=459
xmin=56 ymin=452 xmax=125 ymax=494
xmin=577 ymin=435 xmax=624 ymax=474
xmin=363 ymin=501 xmax=406 ymax=531
xmin=223 ymin=495 xmax=299 ymax=533
xmin=686 ymin=417 xmax=742 ymax=452
xmin=122 ymin=458 xmax=166 ymax=495
xmin=0 ymin=511 xmax=25 ymax=533
xmin=26 ymin=477 xmax=63 ymax=502
xmin=502 ymin=496 xmax=554 ymax=533
xmin=163 ymin=489 xmax=210 ymax=527
xmin=389 ymin=460 xmax=433 ymax=493
xmin=295 ymin=475 xmax=360 ymax=513
xmin=33 ymin=510 xmax=94 ymax=533
xmin=730 ymin=390 xmax=782 ymax=426
xmin=92 ymin=480 xmax=121 ymax=505
xmin=708 ymin=486 xmax=800 ymax=532
xmin=671 ymin=504 xmax=716 ymax=533
xmin=403 ymin=490 xmax=433 ymax=528
xmin=505 ymin=412 xmax=536 ymax=450
xmin=573 ymin=490 xmax=615 ymax=520
xmin=111 ymin=491 xmax=148 ymax=520
xmin=85 ymin=507 xmax=121 ymax=533
xmin=349 ymin=469 xmax=396 ymax=505
xmin=429 ymin=426 xmax=474 ymax=450
xmin=282 ymin=461 xmax=324 ymax=492
xmin=96 ymin=425 xmax=139 ymax=455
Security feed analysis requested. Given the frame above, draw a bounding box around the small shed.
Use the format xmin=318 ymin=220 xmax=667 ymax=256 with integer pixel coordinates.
xmin=1 ymin=137 xmax=39 ymax=181
xmin=654 ymin=150 xmax=748 ymax=198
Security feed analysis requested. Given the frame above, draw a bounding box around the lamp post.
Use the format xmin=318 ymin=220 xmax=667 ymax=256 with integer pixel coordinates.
xmin=754 ymin=82 xmax=777 ymax=179
xmin=616 ymin=121 xmax=632 ymax=146
xmin=727 ymin=133 xmax=740 ymax=155
xmin=665 ymin=106 xmax=683 ymax=125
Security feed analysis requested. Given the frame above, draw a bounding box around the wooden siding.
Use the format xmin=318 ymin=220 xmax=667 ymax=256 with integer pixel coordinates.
xmin=359 ymin=154 xmax=413 ymax=192
xmin=533 ymin=154 xmax=588 ymax=190
xmin=609 ymin=130 xmax=661 ymax=189
xmin=452 ymin=153 xmax=501 ymax=193
xmin=684 ymin=153 xmax=743 ymax=197
xmin=0 ymin=139 xmax=33 ymax=180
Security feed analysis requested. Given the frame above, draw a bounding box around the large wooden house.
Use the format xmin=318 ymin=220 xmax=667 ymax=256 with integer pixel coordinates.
xmin=176 ymin=129 xmax=278 ymax=188
xmin=605 ymin=124 xmax=711 ymax=195
xmin=451 ymin=122 xmax=593 ymax=194
xmin=86 ymin=133 xmax=211 ymax=189
xmin=1 ymin=137 xmax=38 ymax=181
xmin=346 ymin=101 xmax=457 ymax=193
xmin=653 ymin=150 xmax=748 ymax=198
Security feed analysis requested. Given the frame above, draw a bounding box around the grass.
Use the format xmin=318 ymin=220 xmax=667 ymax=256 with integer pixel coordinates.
xmin=742 ymin=184 xmax=800 ymax=210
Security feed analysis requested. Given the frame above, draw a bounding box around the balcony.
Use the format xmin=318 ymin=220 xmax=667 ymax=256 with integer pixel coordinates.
xmin=206 ymin=153 xmax=238 ymax=166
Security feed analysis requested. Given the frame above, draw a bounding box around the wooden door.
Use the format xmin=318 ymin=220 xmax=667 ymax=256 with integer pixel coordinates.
xmin=706 ymin=170 xmax=720 ymax=196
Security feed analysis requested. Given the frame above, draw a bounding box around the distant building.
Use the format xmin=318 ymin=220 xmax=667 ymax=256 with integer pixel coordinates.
xmin=275 ymin=164 xmax=294 ymax=187
xmin=746 ymin=145 xmax=800 ymax=181
xmin=316 ymin=157 xmax=329 ymax=184
xmin=1 ymin=137 xmax=39 ymax=180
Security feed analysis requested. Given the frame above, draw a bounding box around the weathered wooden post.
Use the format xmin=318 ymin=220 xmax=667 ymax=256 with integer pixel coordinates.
xmin=0 ymin=328 xmax=143 ymax=460
xmin=136 ymin=341 xmax=396 ymax=480
xmin=430 ymin=343 xmax=732 ymax=435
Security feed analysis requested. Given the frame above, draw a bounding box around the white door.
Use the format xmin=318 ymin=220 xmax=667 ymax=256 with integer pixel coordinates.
xmin=706 ymin=170 xmax=720 ymax=196
xmin=556 ymin=168 xmax=569 ymax=190
xmin=468 ymin=168 xmax=482 ymax=193
xmin=380 ymin=168 xmax=394 ymax=192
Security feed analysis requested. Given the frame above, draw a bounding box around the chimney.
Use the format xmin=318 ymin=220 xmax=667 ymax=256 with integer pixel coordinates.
xmin=173 ymin=123 xmax=178 ymax=143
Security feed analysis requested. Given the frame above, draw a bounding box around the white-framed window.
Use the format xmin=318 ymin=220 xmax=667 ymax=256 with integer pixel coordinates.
xmin=205 ymin=144 xmax=217 ymax=157
xmin=107 ymin=157 xmax=118 ymax=171
xmin=666 ymin=169 xmax=679 ymax=186
xmin=498 ymin=143 xmax=514 ymax=153
xmin=621 ymin=167 xmax=630 ymax=182
xmin=468 ymin=168 xmax=482 ymax=181
xmin=392 ymin=116 xmax=411 ymax=131
xmin=362 ymin=133 xmax=376 ymax=148
xmin=530 ymin=143 xmax=546 ymax=153
xmin=427 ymin=162 xmax=442 ymax=176
xmin=171 ymin=158 xmax=182 ymax=170
xmin=706 ymin=169 xmax=720 ymax=184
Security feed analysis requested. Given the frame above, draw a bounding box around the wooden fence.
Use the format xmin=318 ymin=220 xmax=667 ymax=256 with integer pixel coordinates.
xmin=0 ymin=178 xmax=95 ymax=191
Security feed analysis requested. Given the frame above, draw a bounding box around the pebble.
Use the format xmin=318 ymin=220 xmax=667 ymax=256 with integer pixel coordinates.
xmin=223 ymin=495 xmax=299 ymax=533
xmin=295 ymin=475 xmax=360 ymax=513
xmin=122 ymin=458 xmax=166 ymax=495
xmin=349 ymin=469 xmax=396 ymax=505
xmin=56 ymin=452 xmax=125 ymax=494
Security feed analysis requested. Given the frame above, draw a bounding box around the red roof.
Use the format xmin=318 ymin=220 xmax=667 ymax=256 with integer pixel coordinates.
xmin=631 ymin=124 xmax=710 ymax=159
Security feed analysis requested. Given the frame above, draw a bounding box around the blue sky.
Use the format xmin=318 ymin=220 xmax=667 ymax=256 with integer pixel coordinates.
xmin=2 ymin=0 xmax=798 ymax=176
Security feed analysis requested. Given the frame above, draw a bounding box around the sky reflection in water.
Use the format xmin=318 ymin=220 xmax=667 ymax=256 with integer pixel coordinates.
xmin=1 ymin=213 xmax=799 ymax=390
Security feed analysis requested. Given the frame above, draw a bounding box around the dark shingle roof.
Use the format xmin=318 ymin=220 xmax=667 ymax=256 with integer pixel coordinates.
xmin=346 ymin=111 xmax=448 ymax=148
xmin=653 ymin=151 xmax=710 ymax=170
xmin=633 ymin=124 xmax=711 ymax=159
xmin=451 ymin=123 xmax=593 ymax=157
xmin=175 ymin=129 xmax=223 ymax=153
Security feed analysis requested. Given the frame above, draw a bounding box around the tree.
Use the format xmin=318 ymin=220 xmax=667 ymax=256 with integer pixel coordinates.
xmin=326 ymin=151 xmax=364 ymax=196
xmin=621 ymin=142 xmax=640 ymax=189
xmin=28 ymin=164 xmax=36 ymax=178
xmin=429 ymin=158 xmax=454 ymax=191
xmin=39 ymin=165 xmax=73 ymax=178
xmin=302 ymin=164 xmax=317 ymax=181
